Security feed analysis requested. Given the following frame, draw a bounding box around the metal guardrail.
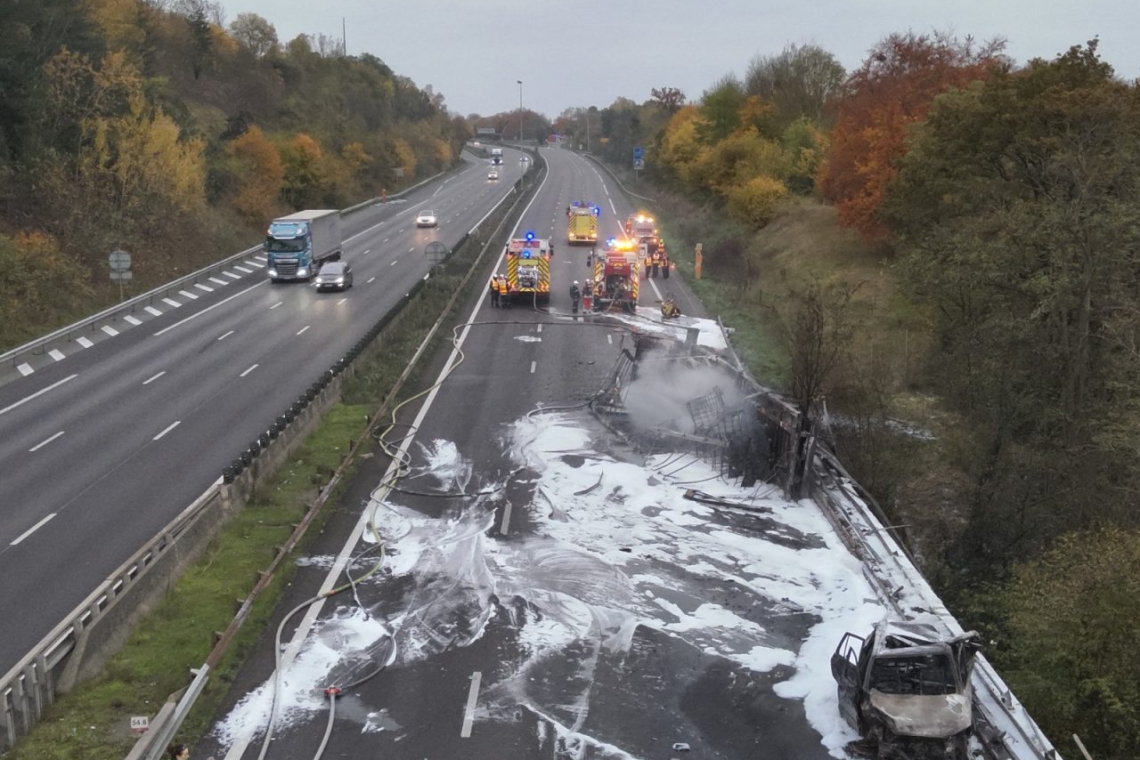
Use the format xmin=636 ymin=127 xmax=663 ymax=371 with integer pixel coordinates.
xmin=0 ymin=164 xmax=456 ymax=371
xmin=581 ymin=152 xmax=657 ymax=203
xmin=0 ymin=154 xmax=518 ymax=755
xmin=809 ymin=458 xmax=1061 ymax=760
xmin=708 ymin=319 xmax=1060 ymax=759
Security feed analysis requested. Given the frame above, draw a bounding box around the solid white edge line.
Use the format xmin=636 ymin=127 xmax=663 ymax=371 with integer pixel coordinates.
xmin=460 ymin=671 xmax=482 ymax=737
xmin=221 ymin=159 xmax=551 ymax=760
xmin=11 ymin=513 xmax=56 ymax=546
xmin=0 ymin=374 xmax=78 ymax=417
xmin=153 ymin=281 xmax=264 ymax=337
xmin=29 ymin=431 xmax=64 ymax=452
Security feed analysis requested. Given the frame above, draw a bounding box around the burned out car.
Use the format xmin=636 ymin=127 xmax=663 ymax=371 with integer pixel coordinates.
xmin=831 ymin=621 xmax=982 ymax=760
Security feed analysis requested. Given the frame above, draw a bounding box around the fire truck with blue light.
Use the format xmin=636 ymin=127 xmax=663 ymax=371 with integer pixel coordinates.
xmin=504 ymin=231 xmax=552 ymax=304
xmin=567 ymin=201 xmax=600 ymax=245
xmin=589 ymin=238 xmax=640 ymax=313
xmin=625 ymin=212 xmax=670 ymax=279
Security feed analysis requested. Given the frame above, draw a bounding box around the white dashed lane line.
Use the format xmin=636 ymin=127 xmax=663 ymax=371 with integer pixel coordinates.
xmin=367 ymin=277 xmax=376 ymax=283
xmin=530 ymin=361 xmax=536 ymax=374
xmin=179 ymin=290 xmax=199 ymax=300
xmin=143 ymin=371 xmax=165 ymax=385
xmin=209 ymin=276 xmax=229 ymax=286
xmin=101 ymin=325 xmax=119 ymax=337
xmin=124 ymin=315 xmax=141 ymax=325
xmin=337 ymin=298 xmax=347 ymax=306
xmin=460 ymin=672 xmax=482 ymax=738
xmin=16 ymin=363 xmax=33 ymax=377
xmin=218 ymin=330 xmax=234 ymax=341
xmin=76 ymin=337 xmax=93 ymax=348
xmin=49 ymin=349 xmax=65 ymax=362
xmin=0 ymin=374 xmax=78 ymax=417
xmin=29 ymin=431 xmax=64 ymax=452
xmin=153 ymin=421 xmax=180 ymax=440
xmin=390 ymin=260 xmax=398 ymax=266
xmin=195 ymin=283 xmax=214 ymax=293
xmin=162 ymin=298 xmax=181 ymax=308
xmin=145 ymin=306 xmax=163 ymax=317
xmin=223 ymin=272 xmax=242 ymax=280
xmin=270 ymin=302 xmax=282 ymax=310
xmin=297 ymin=326 xmax=310 ymax=336
xmin=240 ymin=364 xmax=258 ymax=378
xmin=234 ymin=265 xmax=253 ymax=273
xmin=10 ymin=514 xmax=55 ymax=546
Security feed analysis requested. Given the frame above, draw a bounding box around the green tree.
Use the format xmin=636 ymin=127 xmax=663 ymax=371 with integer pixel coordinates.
xmin=887 ymin=41 xmax=1140 ymax=571
xmin=697 ymin=75 xmax=744 ymax=143
xmin=228 ymin=13 xmax=277 ymax=58
xmin=1002 ymin=528 xmax=1140 ymax=759
xmin=744 ymin=43 xmax=847 ymax=128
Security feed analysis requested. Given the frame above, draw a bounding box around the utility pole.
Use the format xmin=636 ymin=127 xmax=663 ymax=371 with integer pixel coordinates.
xmin=342 ymin=17 xmax=346 ymax=56
xmin=517 ymin=80 xmax=523 ymax=141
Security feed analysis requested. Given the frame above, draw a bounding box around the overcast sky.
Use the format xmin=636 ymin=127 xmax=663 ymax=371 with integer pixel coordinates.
xmin=222 ymin=0 xmax=1140 ymax=119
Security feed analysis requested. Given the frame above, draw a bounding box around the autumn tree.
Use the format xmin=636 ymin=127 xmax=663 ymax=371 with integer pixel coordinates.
xmin=697 ymin=75 xmax=745 ymax=143
xmin=279 ymin=133 xmax=325 ymax=208
xmin=0 ymin=232 xmax=92 ymax=346
xmin=229 ymin=13 xmax=278 ymax=57
xmin=225 ymin=126 xmax=282 ymax=220
xmin=887 ymin=41 xmax=1140 ymax=576
xmin=744 ymin=43 xmax=847 ymax=128
xmin=820 ymin=32 xmax=1007 ymax=242
xmin=650 ymin=86 xmax=686 ymax=113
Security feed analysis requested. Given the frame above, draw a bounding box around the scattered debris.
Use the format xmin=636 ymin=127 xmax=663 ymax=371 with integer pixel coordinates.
xmin=672 ymin=742 xmax=691 ymax=751
xmin=682 ymin=489 xmax=772 ymax=513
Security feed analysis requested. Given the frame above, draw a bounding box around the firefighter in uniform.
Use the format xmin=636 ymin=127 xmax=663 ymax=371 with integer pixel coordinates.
xmin=489 ymin=274 xmax=500 ymax=307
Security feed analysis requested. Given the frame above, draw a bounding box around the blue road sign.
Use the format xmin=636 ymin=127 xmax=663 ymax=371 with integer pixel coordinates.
xmin=633 ymin=146 xmax=644 ymax=161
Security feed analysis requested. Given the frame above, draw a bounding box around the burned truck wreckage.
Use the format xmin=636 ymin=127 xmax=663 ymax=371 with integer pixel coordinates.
xmin=587 ymin=313 xmax=814 ymax=497
xmin=832 ymin=621 xmax=983 ymax=760
xmin=582 ymin=311 xmax=1035 ymax=760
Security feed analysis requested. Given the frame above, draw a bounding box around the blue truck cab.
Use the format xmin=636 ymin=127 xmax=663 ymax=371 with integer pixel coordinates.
xmin=265 ymin=210 xmax=343 ymax=283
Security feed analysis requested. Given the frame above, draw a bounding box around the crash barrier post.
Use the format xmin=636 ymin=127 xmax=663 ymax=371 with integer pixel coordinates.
xmin=0 ymin=154 xmax=545 ymax=757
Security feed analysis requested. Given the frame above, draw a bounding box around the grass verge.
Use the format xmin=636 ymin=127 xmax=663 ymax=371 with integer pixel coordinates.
xmin=5 ymin=168 xmax=537 ymax=760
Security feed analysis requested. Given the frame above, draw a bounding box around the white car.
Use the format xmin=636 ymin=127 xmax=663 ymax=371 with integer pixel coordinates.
xmin=487 ymin=169 xmax=499 ymax=181
xmin=416 ymin=209 xmax=438 ymax=228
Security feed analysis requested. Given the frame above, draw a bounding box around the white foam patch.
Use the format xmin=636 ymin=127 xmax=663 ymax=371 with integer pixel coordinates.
xmin=416 ymin=439 xmax=471 ymax=491
xmin=212 ymin=607 xmax=392 ymax=747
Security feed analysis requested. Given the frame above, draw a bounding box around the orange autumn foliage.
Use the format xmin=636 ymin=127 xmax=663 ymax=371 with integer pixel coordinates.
xmin=820 ymin=32 xmax=1007 ymax=243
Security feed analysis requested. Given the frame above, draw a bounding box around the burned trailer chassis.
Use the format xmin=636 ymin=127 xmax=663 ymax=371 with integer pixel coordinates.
xmin=850 ymin=729 xmax=969 ymax=760
xmin=588 ymin=332 xmax=809 ymax=494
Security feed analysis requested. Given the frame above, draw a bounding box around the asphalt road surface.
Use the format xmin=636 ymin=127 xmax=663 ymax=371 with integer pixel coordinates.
xmin=199 ymin=147 xmax=846 ymax=760
xmin=0 ymin=149 xmax=530 ymax=675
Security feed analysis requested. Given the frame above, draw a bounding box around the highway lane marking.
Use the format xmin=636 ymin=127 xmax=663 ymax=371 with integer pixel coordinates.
xmin=363 ymin=249 xmax=371 ymax=254
xmin=609 ymin=198 xmax=617 ymax=215
xmin=383 ymin=238 xmax=389 ymax=242
xmin=29 ymin=431 xmax=64 ymax=452
xmin=76 ymin=336 xmax=93 ymax=348
xmin=536 ymin=324 xmax=542 ymax=333
xmin=144 ymin=305 xmax=164 ymax=318
xmin=101 ymin=325 xmax=119 ymax=336
xmin=460 ymin=671 xmax=482 ymax=737
xmin=390 ymin=260 xmax=398 ymax=266
xmin=11 ymin=513 xmax=55 ymax=546
xmin=367 ymin=276 xmax=376 ymax=283
xmin=607 ymin=334 xmax=613 ymax=345
xmin=153 ymin=281 xmax=264 ymax=337
xmin=530 ymin=361 xmax=536 ymax=374
xmin=220 ymin=163 xmax=551 ymax=760
xmin=270 ymin=302 xmax=282 ymax=310
xmin=179 ymin=290 xmax=199 ymax=300
xmin=432 ymin=185 xmax=443 ymax=197
xmin=49 ymin=349 xmax=65 ymax=361
xmin=223 ymin=271 xmax=242 ymax=280
xmin=500 ymin=501 xmax=512 ymax=535
xmin=124 ymin=315 xmax=142 ymax=325
xmin=337 ymin=298 xmax=347 ymax=306
xmin=408 ymin=247 xmax=416 ymax=253
xmin=234 ymin=265 xmax=253 ymax=273
xmin=153 ymin=420 xmax=180 ymax=440
xmin=297 ymin=325 xmax=310 ymax=336
xmin=240 ymin=364 xmax=259 ymax=377
xmin=143 ymin=371 xmax=165 ymax=385
xmin=245 ymin=260 xmax=265 ymax=268
xmin=218 ymin=330 xmax=234 ymax=341
xmin=162 ymin=298 xmax=182 ymax=308
xmin=16 ymin=363 xmax=33 ymax=376
xmin=253 ymin=255 xmax=267 ymax=262
xmin=195 ymin=283 xmax=215 ymax=292
xmin=209 ymin=276 xmax=229 ymax=286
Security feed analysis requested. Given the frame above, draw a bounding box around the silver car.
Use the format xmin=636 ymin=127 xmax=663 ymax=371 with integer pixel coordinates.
xmin=416 ymin=209 xmax=438 ymax=227
xmin=315 ymin=261 xmax=353 ymax=291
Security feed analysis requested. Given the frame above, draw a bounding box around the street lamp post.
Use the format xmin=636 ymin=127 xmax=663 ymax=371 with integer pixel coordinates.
xmin=517 ymin=80 xmax=523 ymax=141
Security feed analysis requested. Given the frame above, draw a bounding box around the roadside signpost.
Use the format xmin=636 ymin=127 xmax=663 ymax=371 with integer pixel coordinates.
xmin=109 ymin=248 xmax=132 ymax=302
